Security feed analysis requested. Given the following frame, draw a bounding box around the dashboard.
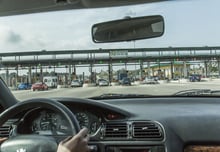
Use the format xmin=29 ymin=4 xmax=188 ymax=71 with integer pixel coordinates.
xmin=3 ymin=97 xmax=220 ymax=152
xmin=16 ymin=99 xmax=127 ymax=138
xmin=24 ymin=109 xmax=102 ymax=136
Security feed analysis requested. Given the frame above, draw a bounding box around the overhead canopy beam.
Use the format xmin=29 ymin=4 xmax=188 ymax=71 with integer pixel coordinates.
xmin=0 ymin=46 xmax=220 ymax=57
xmin=0 ymin=46 xmax=220 ymax=67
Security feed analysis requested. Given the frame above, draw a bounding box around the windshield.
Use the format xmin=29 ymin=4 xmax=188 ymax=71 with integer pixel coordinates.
xmin=1 ymin=0 xmax=220 ymax=100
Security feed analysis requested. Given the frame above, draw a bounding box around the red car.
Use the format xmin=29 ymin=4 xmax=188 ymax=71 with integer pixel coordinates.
xmin=31 ymin=82 xmax=48 ymax=91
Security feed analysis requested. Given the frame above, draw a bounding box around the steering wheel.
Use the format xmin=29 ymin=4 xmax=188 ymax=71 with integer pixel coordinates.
xmin=0 ymin=98 xmax=81 ymax=152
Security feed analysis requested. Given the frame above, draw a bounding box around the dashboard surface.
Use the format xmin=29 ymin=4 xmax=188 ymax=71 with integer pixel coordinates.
xmin=3 ymin=97 xmax=220 ymax=152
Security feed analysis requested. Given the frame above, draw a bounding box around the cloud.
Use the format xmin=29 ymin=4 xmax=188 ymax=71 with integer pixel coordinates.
xmin=0 ymin=25 xmax=23 ymax=49
xmin=7 ymin=31 xmax=22 ymax=43
xmin=2 ymin=1 xmax=219 ymax=52
xmin=0 ymin=4 xmax=160 ymax=52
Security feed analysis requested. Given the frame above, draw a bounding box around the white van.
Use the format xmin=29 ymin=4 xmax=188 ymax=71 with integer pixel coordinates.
xmin=43 ymin=76 xmax=58 ymax=88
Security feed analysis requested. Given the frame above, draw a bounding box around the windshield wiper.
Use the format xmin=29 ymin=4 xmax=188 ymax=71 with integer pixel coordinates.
xmin=89 ymin=93 xmax=152 ymax=100
xmin=173 ymin=89 xmax=220 ymax=96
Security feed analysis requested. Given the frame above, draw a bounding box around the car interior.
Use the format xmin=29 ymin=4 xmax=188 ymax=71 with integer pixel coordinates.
xmin=0 ymin=0 xmax=219 ymax=152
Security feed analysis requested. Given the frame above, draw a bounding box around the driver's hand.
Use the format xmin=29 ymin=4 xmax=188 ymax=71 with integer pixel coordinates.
xmin=0 ymin=138 xmax=7 ymax=144
xmin=57 ymin=128 xmax=90 ymax=152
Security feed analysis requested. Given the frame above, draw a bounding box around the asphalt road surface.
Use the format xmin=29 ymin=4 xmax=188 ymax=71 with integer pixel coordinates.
xmin=12 ymin=79 xmax=220 ymax=101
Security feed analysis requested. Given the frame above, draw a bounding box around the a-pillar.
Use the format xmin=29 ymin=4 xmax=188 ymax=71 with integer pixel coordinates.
xmin=28 ymin=67 xmax=32 ymax=84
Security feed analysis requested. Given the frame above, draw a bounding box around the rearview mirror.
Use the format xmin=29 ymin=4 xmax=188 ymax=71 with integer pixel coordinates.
xmin=92 ymin=15 xmax=164 ymax=43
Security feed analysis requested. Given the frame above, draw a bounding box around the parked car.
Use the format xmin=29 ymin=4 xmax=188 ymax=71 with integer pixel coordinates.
xmin=71 ymin=80 xmax=83 ymax=87
xmin=143 ymin=77 xmax=159 ymax=84
xmin=120 ymin=77 xmax=131 ymax=85
xmin=17 ymin=83 xmax=32 ymax=90
xmin=173 ymin=77 xmax=180 ymax=81
xmin=98 ymin=79 xmax=109 ymax=86
xmin=31 ymin=82 xmax=48 ymax=91
xmin=189 ymin=74 xmax=202 ymax=82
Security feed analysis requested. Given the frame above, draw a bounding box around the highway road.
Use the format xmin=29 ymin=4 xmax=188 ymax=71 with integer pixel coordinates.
xmin=12 ymin=79 xmax=220 ymax=101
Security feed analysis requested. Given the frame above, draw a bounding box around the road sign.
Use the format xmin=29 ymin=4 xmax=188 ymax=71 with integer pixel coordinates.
xmin=110 ymin=50 xmax=128 ymax=58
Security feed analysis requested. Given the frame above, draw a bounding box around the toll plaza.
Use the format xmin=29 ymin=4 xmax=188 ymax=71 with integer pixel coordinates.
xmin=1 ymin=46 xmax=220 ymax=87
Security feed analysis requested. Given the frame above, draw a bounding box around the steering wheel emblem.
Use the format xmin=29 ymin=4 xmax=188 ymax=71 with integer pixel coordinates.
xmin=16 ymin=148 xmax=26 ymax=152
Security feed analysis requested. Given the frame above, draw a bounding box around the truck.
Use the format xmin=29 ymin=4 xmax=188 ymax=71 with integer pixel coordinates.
xmin=43 ymin=76 xmax=58 ymax=88
xmin=118 ymin=72 xmax=128 ymax=84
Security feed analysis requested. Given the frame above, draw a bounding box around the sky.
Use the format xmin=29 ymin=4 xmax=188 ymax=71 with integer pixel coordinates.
xmin=0 ymin=0 xmax=220 ymax=75
xmin=0 ymin=0 xmax=220 ymax=52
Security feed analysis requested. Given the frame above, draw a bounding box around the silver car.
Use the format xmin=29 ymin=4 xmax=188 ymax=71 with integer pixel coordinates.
xmin=71 ymin=80 xmax=83 ymax=87
xmin=98 ymin=79 xmax=109 ymax=86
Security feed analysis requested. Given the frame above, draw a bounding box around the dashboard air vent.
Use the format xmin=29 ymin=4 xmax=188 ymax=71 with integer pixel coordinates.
xmin=0 ymin=119 xmax=18 ymax=137
xmin=132 ymin=122 xmax=163 ymax=139
xmin=0 ymin=125 xmax=11 ymax=137
xmin=104 ymin=122 xmax=128 ymax=138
